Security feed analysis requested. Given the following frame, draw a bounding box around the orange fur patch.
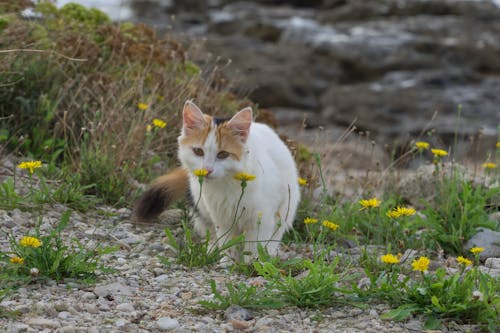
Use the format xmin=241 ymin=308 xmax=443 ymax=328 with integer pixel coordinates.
xmin=216 ymin=123 xmax=245 ymax=160
xmin=179 ymin=115 xmax=213 ymax=146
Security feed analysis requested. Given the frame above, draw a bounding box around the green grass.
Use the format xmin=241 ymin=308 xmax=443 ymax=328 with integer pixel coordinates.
xmin=0 ymin=210 xmax=117 ymax=283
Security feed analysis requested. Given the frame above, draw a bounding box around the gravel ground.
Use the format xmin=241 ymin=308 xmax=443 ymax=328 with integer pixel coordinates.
xmin=0 ymin=206 xmax=491 ymax=333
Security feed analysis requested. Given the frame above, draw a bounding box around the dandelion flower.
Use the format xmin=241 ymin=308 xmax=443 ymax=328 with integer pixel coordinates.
xmin=152 ymin=118 xmax=167 ymax=129
xmin=456 ymin=256 xmax=472 ymax=266
xmin=482 ymin=162 xmax=497 ymax=169
xmin=496 ymin=142 xmax=500 ymax=149
xmin=386 ymin=206 xmax=416 ymax=218
xmin=470 ymin=247 xmax=484 ymax=255
xmin=234 ymin=172 xmax=256 ymax=182
xmin=20 ymin=236 xmax=42 ymax=248
xmin=298 ymin=177 xmax=308 ymax=186
xmin=380 ymin=254 xmax=400 ymax=264
xmin=412 ymin=256 xmax=430 ymax=272
xmin=193 ymin=169 xmax=209 ymax=177
xmin=359 ymin=198 xmax=381 ymax=209
xmin=322 ymin=220 xmax=339 ymax=231
xmin=431 ymin=148 xmax=448 ymax=158
xmin=304 ymin=217 xmax=318 ymax=224
xmin=138 ymin=102 xmax=148 ymax=111
xmin=17 ymin=160 xmax=42 ymax=174
xmin=10 ymin=256 xmax=24 ymax=264
xmin=146 ymin=125 xmax=152 ymax=132
xmin=472 ymin=290 xmax=484 ymax=301
xmin=415 ymin=141 xmax=430 ymax=151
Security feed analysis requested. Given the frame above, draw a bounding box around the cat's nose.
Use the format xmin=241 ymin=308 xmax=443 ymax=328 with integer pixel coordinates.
xmin=204 ymin=167 xmax=213 ymax=175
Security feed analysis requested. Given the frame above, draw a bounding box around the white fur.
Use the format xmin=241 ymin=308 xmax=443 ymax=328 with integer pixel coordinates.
xmin=177 ymin=119 xmax=300 ymax=262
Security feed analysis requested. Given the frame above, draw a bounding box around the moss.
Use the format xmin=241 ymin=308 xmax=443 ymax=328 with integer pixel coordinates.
xmin=297 ymin=144 xmax=313 ymax=163
xmin=58 ymin=3 xmax=110 ymax=26
xmin=0 ymin=15 xmax=10 ymax=32
xmin=183 ymin=61 xmax=201 ymax=76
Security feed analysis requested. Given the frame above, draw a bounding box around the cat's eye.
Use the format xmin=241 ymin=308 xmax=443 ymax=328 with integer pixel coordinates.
xmin=217 ymin=151 xmax=230 ymax=159
xmin=192 ymin=147 xmax=204 ymax=157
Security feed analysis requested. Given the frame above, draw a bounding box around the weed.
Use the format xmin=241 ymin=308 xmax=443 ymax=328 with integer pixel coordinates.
xmin=0 ymin=211 xmax=116 ymax=283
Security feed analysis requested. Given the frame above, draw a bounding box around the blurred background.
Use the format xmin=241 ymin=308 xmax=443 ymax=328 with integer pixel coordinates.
xmin=53 ymin=0 xmax=500 ymax=159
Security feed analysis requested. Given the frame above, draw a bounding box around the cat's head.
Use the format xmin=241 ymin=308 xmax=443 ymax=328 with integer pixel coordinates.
xmin=178 ymin=101 xmax=252 ymax=179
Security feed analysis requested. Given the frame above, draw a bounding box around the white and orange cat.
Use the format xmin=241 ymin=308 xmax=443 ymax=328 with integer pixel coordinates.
xmin=135 ymin=101 xmax=300 ymax=262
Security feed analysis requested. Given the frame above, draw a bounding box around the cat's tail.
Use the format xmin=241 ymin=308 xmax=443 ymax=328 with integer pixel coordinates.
xmin=133 ymin=167 xmax=189 ymax=221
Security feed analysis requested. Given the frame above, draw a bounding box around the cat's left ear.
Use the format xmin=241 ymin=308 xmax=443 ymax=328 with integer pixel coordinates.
xmin=227 ymin=107 xmax=252 ymax=143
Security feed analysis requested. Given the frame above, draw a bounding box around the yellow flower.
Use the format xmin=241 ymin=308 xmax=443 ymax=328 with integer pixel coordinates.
xmin=146 ymin=125 xmax=152 ymax=132
xmin=496 ymin=142 xmax=500 ymax=149
xmin=380 ymin=254 xmax=400 ymax=264
xmin=152 ymin=118 xmax=167 ymax=129
xmin=359 ymin=197 xmax=381 ymax=209
xmin=456 ymin=256 xmax=472 ymax=266
xmin=20 ymin=236 xmax=42 ymax=248
xmin=470 ymin=247 xmax=484 ymax=255
xmin=304 ymin=217 xmax=318 ymax=224
xmin=193 ymin=169 xmax=209 ymax=177
xmin=298 ymin=177 xmax=308 ymax=186
xmin=322 ymin=220 xmax=339 ymax=231
xmin=412 ymin=256 xmax=430 ymax=272
xmin=17 ymin=160 xmax=42 ymax=174
xmin=431 ymin=148 xmax=448 ymax=158
xmin=138 ymin=102 xmax=148 ymax=111
xmin=386 ymin=206 xmax=416 ymax=218
xmin=10 ymin=256 xmax=24 ymax=264
xmin=234 ymin=172 xmax=256 ymax=182
xmin=482 ymin=162 xmax=497 ymax=169
xmin=415 ymin=141 xmax=430 ymax=150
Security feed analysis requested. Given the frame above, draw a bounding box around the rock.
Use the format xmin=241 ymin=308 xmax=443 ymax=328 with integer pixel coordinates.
xmin=26 ymin=317 xmax=61 ymax=329
xmin=485 ymin=257 xmax=500 ymax=270
xmin=157 ymin=317 xmax=180 ymax=331
xmin=58 ymin=326 xmax=77 ymax=333
xmin=57 ymin=311 xmax=72 ymax=320
xmin=88 ymin=326 xmax=100 ymax=333
xmin=115 ymin=318 xmax=128 ymax=327
xmin=94 ymin=282 xmax=132 ymax=298
xmin=465 ymin=228 xmax=500 ymax=260
xmin=231 ymin=319 xmax=254 ymax=330
xmin=224 ymin=305 xmax=254 ymax=321
xmin=116 ymin=303 xmax=135 ymax=312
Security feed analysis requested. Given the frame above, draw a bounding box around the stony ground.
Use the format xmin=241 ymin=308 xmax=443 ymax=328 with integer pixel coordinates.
xmin=1 ymin=204 xmax=494 ymax=333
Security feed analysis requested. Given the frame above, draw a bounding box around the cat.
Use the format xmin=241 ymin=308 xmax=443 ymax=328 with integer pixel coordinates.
xmin=134 ymin=101 xmax=300 ymax=262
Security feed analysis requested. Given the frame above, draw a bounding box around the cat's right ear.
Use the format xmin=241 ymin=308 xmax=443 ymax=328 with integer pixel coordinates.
xmin=183 ymin=101 xmax=206 ymax=134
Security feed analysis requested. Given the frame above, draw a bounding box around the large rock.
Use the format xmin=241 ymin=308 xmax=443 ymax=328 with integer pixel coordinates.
xmin=465 ymin=228 xmax=500 ymax=260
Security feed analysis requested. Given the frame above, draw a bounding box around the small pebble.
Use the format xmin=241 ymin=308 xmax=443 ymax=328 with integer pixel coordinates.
xmin=157 ymin=317 xmax=180 ymax=331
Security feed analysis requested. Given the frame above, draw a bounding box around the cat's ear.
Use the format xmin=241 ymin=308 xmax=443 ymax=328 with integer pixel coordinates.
xmin=182 ymin=101 xmax=206 ymax=133
xmin=227 ymin=107 xmax=252 ymax=142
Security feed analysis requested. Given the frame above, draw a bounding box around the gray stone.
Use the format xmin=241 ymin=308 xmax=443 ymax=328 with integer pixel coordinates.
xmin=224 ymin=305 xmax=254 ymax=321
xmin=115 ymin=318 xmax=128 ymax=327
xmin=116 ymin=303 xmax=135 ymax=312
xmin=26 ymin=318 xmax=61 ymax=329
xmin=465 ymin=228 xmax=500 ymax=260
xmin=58 ymin=326 xmax=77 ymax=333
xmin=485 ymin=257 xmax=500 ymax=270
xmin=157 ymin=317 xmax=180 ymax=331
xmin=94 ymin=282 xmax=132 ymax=298
xmin=57 ymin=311 xmax=72 ymax=320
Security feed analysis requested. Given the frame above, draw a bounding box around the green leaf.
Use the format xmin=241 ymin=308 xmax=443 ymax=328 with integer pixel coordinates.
xmin=381 ymin=304 xmax=419 ymax=321
xmin=430 ymin=296 xmax=444 ymax=311
xmin=423 ymin=316 xmax=441 ymax=330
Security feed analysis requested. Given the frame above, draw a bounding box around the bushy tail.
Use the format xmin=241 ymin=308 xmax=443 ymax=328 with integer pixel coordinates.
xmin=134 ymin=167 xmax=189 ymax=221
